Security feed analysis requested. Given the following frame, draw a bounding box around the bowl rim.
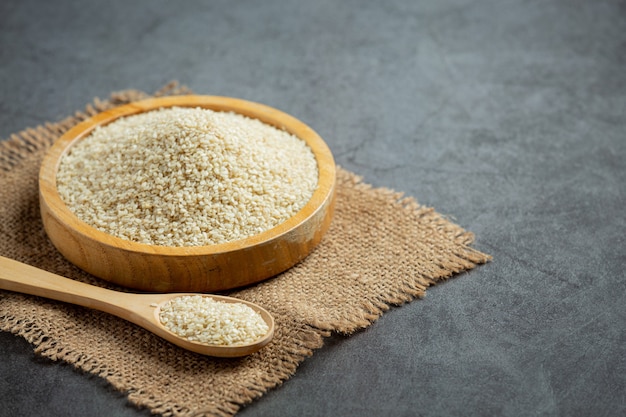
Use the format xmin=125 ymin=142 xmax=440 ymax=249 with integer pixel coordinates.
xmin=39 ymin=95 xmax=336 ymax=257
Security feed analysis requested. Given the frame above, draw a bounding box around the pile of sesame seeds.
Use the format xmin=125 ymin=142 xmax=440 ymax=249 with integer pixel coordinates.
xmin=56 ymin=107 xmax=318 ymax=247
xmin=158 ymin=295 xmax=269 ymax=346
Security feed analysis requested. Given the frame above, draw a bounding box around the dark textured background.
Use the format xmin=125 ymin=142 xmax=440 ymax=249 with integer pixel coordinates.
xmin=1 ymin=0 xmax=625 ymax=416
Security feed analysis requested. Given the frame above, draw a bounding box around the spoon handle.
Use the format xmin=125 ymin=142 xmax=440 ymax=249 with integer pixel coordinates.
xmin=0 ymin=255 xmax=134 ymax=318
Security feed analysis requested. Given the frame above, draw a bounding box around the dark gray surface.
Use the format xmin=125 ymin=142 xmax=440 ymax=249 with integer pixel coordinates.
xmin=1 ymin=0 xmax=625 ymax=416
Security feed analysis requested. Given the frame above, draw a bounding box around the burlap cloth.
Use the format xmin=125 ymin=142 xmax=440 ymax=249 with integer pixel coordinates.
xmin=0 ymin=82 xmax=490 ymax=416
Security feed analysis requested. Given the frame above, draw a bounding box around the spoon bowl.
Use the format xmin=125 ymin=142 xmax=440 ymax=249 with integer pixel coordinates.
xmin=0 ymin=256 xmax=274 ymax=357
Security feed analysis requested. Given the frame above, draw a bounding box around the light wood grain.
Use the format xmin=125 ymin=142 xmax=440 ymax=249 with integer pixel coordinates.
xmin=0 ymin=255 xmax=275 ymax=357
xmin=39 ymin=95 xmax=336 ymax=292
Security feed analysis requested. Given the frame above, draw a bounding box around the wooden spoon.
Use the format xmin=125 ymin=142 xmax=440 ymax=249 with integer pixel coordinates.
xmin=0 ymin=256 xmax=274 ymax=357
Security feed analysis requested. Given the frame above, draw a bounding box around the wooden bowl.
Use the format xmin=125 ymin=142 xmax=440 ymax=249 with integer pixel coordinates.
xmin=39 ymin=95 xmax=336 ymax=292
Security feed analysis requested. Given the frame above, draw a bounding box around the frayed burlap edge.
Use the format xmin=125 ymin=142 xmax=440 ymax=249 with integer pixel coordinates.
xmin=0 ymin=82 xmax=491 ymax=417
xmin=0 ymin=314 xmax=330 ymax=417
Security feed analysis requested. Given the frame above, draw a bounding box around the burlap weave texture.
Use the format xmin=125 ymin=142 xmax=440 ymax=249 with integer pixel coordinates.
xmin=0 ymin=83 xmax=490 ymax=417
